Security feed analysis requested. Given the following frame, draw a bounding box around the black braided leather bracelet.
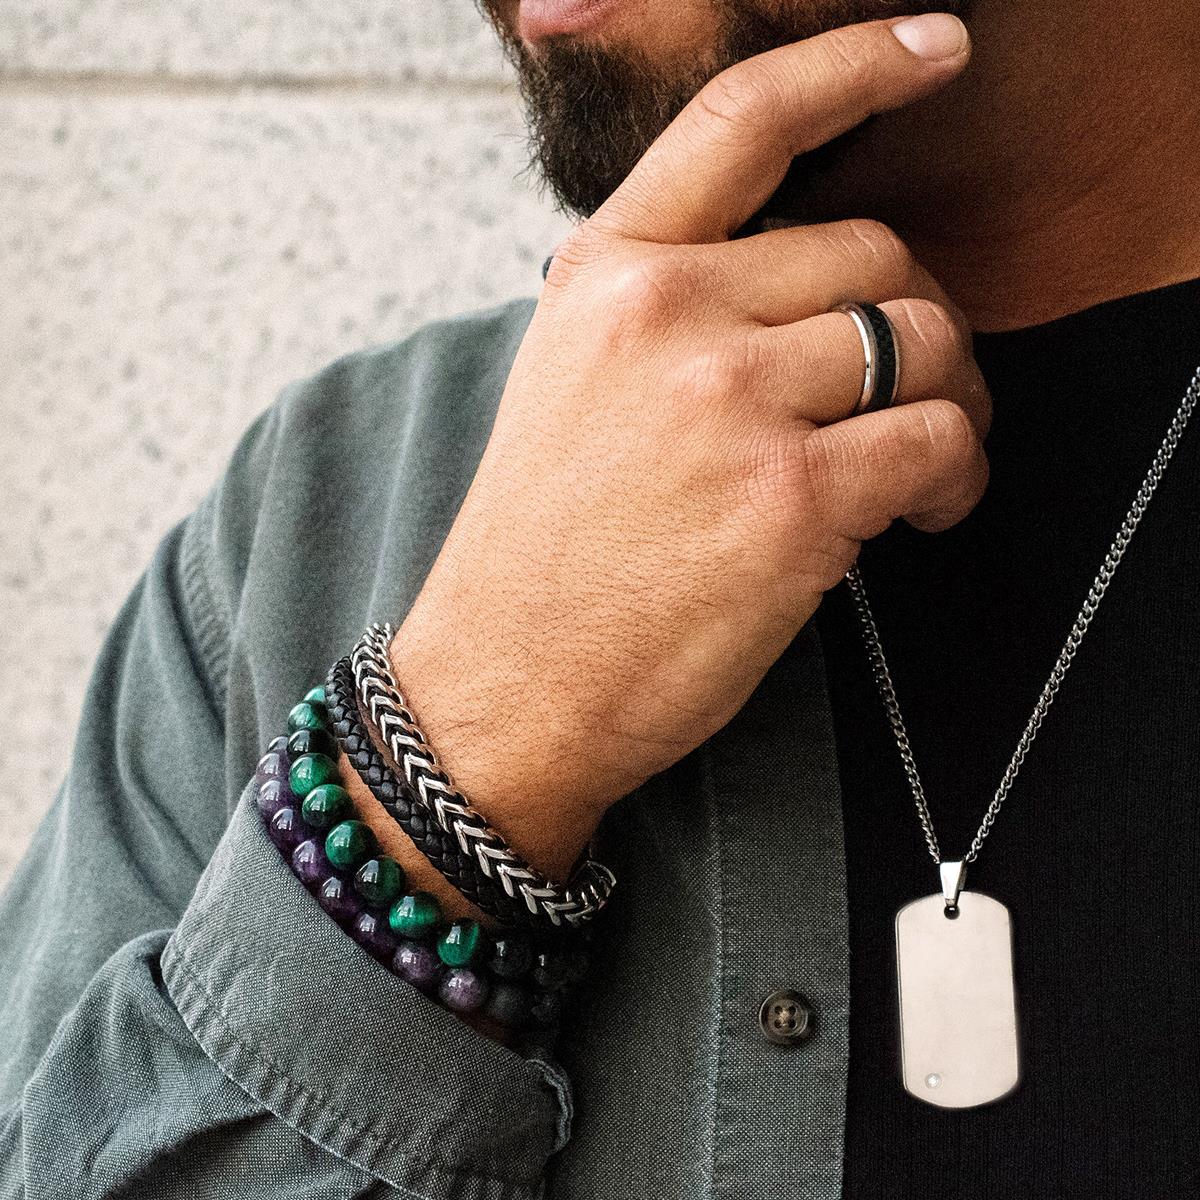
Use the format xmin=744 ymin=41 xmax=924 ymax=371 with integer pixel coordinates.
xmin=350 ymin=623 xmax=615 ymax=928
xmin=325 ymin=656 xmax=546 ymax=928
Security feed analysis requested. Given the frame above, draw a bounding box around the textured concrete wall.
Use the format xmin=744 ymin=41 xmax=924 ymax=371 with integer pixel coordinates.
xmin=0 ymin=1 xmax=574 ymax=886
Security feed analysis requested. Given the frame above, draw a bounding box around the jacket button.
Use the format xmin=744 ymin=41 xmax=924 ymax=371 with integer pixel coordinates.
xmin=759 ymin=990 xmax=814 ymax=1046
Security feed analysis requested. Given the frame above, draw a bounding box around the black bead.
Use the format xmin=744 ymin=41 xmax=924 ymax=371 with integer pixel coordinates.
xmin=532 ymin=951 xmax=570 ymax=991
xmin=485 ymin=983 xmax=532 ymax=1028
xmin=287 ymin=726 xmax=336 ymax=760
xmin=490 ymin=936 xmax=535 ymax=981
xmin=266 ymin=734 xmax=289 ymax=754
xmin=563 ymin=946 xmax=591 ymax=986
xmin=529 ymin=989 xmax=563 ymax=1027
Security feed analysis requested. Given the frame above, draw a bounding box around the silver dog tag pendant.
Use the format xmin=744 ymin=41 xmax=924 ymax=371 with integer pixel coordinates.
xmin=895 ymin=877 xmax=1020 ymax=1109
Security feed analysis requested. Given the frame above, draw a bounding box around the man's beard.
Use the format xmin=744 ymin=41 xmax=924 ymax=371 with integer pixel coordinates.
xmin=478 ymin=0 xmax=966 ymax=225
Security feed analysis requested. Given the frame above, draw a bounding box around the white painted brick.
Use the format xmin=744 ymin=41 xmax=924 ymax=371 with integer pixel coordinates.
xmin=0 ymin=0 xmax=511 ymax=82
xmin=0 ymin=88 xmax=573 ymax=883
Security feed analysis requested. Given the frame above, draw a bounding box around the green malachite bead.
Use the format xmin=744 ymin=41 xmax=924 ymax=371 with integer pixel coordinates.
xmin=289 ymin=753 xmax=338 ymax=797
xmin=303 ymin=685 xmax=327 ymax=707
xmin=438 ymin=919 xmax=485 ymax=968
xmin=301 ymin=783 xmax=351 ymax=830
xmin=388 ymin=891 xmax=442 ymax=939
xmin=287 ymin=700 xmax=328 ymax=734
xmin=353 ymin=856 xmax=406 ymax=907
xmin=324 ymin=819 xmax=376 ymax=870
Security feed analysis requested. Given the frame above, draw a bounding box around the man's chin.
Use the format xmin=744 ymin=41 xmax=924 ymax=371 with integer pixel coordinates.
xmin=487 ymin=0 xmax=963 ymax=224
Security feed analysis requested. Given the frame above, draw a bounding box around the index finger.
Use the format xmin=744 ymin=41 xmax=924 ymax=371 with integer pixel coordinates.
xmin=586 ymin=14 xmax=971 ymax=247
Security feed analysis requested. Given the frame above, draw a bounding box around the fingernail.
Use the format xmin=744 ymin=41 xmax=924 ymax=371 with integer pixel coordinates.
xmin=891 ymin=12 xmax=969 ymax=60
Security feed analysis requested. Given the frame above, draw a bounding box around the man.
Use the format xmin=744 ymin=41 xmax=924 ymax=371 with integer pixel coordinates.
xmin=2 ymin=0 xmax=1198 ymax=1196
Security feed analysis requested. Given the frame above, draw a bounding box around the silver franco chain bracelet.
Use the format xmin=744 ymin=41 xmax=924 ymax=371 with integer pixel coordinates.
xmin=349 ymin=623 xmax=616 ymax=928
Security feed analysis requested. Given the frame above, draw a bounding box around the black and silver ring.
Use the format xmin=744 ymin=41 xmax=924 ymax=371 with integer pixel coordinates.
xmin=835 ymin=301 xmax=901 ymax=416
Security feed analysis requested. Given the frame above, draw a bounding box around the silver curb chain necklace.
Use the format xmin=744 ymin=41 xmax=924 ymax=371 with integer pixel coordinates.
xmin=845 ymin=361 xmax=1200 ymax=1110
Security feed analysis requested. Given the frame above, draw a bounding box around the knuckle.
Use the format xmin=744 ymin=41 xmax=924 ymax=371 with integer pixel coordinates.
xmin=541 ymin=228 xmax=606 ymax=292
xmin=670 ymin=337 xmax=762 ymax=409
xmin=694 ymin=65 xmax=776 ymax=139
xmin=597 ymin=253 xmax=691 ymax=340
xmin=745 ymin=433 xmax=860 ymax=593
xmin=744 ymin=423 xmax=813 ymax=527
xmin=940 ymin=296 xmax=975 ymax=354
xmin=895 ymin=297 xmax=965 ymax=360
xmin=551 ymin=227 xmax=602 ymax=270
xmin=797 ymin=427 xmax=851 ymax=520
xmin=912 ymin=427 xmax=990 ymax=529
xmin=919 ymin=398 xmax=979 ymax=471
xmin=841 ymin=217 xmax=912 ymax=277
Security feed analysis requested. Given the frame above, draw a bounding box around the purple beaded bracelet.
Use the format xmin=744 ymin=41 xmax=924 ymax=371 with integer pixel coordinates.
xmin=251 ymin=685 xmax=590 ymax=1042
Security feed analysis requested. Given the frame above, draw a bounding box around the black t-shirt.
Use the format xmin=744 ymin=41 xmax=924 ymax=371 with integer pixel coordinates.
xmin=817 ymin=274 xmax=1200 ymax=1198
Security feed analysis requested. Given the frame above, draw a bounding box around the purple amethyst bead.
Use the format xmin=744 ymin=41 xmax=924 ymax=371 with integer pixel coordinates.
xmin=255 ymin=778 xmax=291 ymax=822
xmin=351 ymin=910 xmax=397 ymax=962
xmin=268 ymin=805 xmax=307 ymax=853
xmin=291 ymin=838 xmax=334 ymax=888
xmin=317 ymin=875 xmax=363 ymax=925
xmin=392 ymin=940 xmax=442 ymax=991
xmin=255 ymin=748 xmax=289 ymax=783
xmin=266 ymin=734 xmax=289 ymax=755
xmin=439 ymin=967 xmax=489 ymax=1014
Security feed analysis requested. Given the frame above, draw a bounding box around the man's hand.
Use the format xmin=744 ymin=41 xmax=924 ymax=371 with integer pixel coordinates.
xmin=386 ymin=14 xmax=989 ymax=881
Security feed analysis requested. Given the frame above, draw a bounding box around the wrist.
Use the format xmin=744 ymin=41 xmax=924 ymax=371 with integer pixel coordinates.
xmin=386 ymin=608 xmax=609 ymax=884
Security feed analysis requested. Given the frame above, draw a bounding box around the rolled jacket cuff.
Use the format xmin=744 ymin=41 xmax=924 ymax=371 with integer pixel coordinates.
xmin=161 ymin=777 xmax=573 ymax=1200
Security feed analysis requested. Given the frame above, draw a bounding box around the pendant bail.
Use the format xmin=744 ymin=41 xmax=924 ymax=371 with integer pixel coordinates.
xmin=939 ymin=860 xmax=966 ymax=914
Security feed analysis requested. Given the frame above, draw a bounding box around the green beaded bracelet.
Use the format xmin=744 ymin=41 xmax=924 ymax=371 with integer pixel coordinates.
xmin=287 ymin=699 xmax=328 ymax=733
xmin=324 ymin=818 xmax=376 ymax=869
xmin=438 ymin=919 xmax=484 ymax=967
xmin=301 ymin=782 xmax=351 ymax=829
xmin=354 ymin=856 xmax=406 ymax=907
xmin=290 ymin=752 xmax=338 ymax=797
xmin=389 ymin=891 xmax=443 ymax=938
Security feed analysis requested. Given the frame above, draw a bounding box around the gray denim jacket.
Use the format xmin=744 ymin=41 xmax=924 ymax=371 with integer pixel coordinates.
xmin=0 ymin=296 xmax=850 ymax=1200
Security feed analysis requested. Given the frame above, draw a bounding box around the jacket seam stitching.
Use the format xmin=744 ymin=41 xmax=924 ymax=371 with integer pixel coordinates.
xmin=179 ymin=495 xmax=231 ymax=719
